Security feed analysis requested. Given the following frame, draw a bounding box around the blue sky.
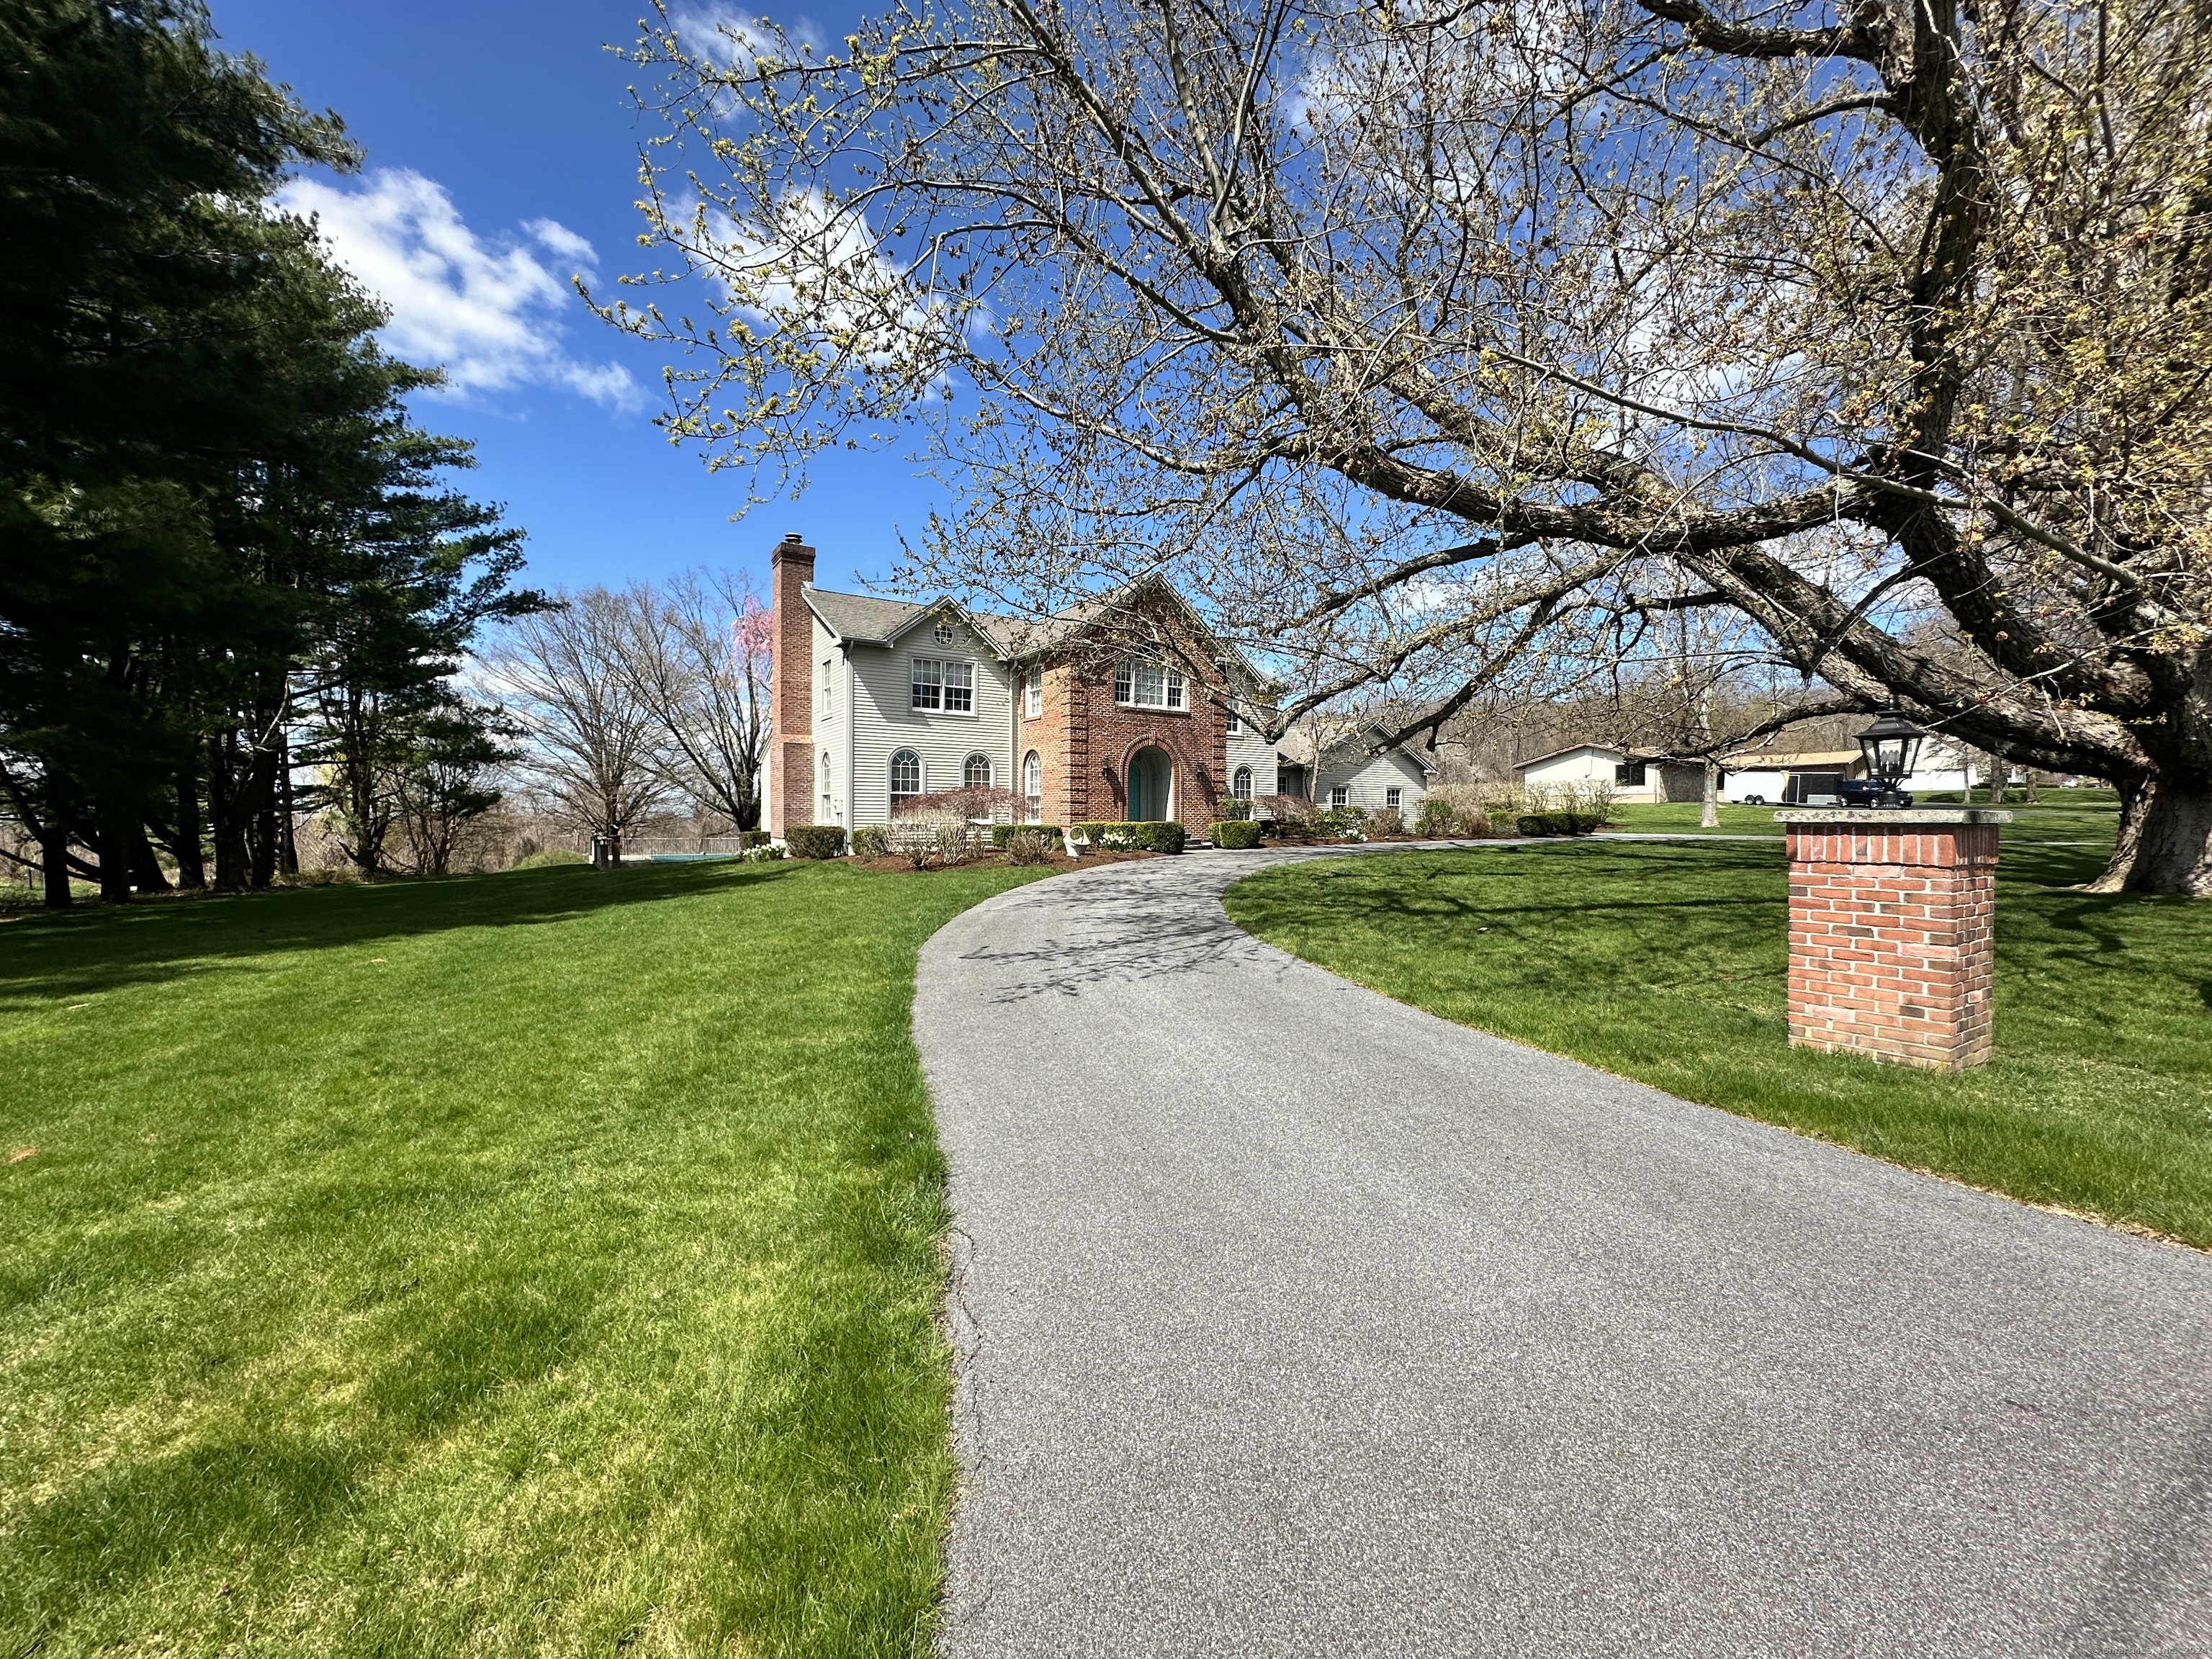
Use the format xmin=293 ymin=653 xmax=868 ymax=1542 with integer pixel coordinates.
xmin=212 ymin=0 xmax=925 ymax=597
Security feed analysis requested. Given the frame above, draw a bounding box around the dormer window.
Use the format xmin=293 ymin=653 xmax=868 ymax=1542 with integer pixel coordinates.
xmin=1114 ymin=658 xmax=1184 ymax=710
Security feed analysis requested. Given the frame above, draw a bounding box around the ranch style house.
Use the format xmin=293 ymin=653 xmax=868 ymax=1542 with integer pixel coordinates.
xmin=762 ymin=534 xmax=1433 ymax=842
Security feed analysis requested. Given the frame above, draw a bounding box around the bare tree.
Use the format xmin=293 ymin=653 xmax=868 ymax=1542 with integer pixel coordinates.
xmin=487 ymin=592 xmax=671 ymax=858
xmin=599 ymin=0 xmax=2212 ymax=894
xmin=611 ymin=570 xmax=773 ymax=830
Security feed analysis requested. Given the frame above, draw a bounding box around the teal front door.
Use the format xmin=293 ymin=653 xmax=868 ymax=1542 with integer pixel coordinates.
xmin=1127 ymin=746 xmax=1172 ymax=821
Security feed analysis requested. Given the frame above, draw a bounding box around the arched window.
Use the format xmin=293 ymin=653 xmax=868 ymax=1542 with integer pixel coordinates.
xmin=1022 ymin=750 xmax=1042 ymax=821
xmin=890 ymin=749 xmax=922 ymax=807
xmin=963 ymin=752 xmax=993 ymax=788
xmin=1232 ymin=765 xmax=1253 ymax=801
xmin=819 ymin=752 xmax=832 ymax=821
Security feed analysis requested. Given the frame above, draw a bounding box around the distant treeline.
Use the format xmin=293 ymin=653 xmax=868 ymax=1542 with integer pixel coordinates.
xmin=0 ymin=0 xmax=538 ymax=906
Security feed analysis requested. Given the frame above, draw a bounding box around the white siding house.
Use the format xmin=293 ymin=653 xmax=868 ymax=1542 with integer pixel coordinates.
xmin=1315 ymin=746 xmax=1429 ymax=813
xmin=1513 ymin=744 xmax=1701 ymax=804
xmin=1225 ymin=709 xmax=1278 ymax=809
xmin=798 ymin=596 xmax=1018 ymax=830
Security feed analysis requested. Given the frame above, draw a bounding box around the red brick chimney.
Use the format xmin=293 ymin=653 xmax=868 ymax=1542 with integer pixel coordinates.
xmin=768 ymin=533 xmax=817 ymax=836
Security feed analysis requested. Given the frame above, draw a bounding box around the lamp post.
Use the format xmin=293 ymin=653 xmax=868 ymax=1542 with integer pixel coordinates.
xmin=1855 ymin=708 xmax=1927 ymax=809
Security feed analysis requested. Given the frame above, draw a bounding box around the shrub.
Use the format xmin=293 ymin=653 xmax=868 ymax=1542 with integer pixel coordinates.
xmin=737 ymin=830 xmax=772 ymax=850
xmin=1070 ymin=820 xmax=1185 ymax=853
xmin=850 ymin=825 xmax=892 ymax=858
xmin=1516 ymin=806 xmax=1605 ymax=837
xmin=1318 ymin=805 xmax=1369 ymax=842
xmin=991 ymin=823 xmax=1064 ymax=849
xmin=1133 ymin=821 xmax=1186 ymax=853
xmin=513 ymin=848 xmax=588 ymax=870
xmin=932 ymin=822 xmax=978 ymax=866
xmin=1415 ymin=796 xmax=1457 ymax=837
xmin=1255 ymin=795 xmax=1321 ymax=842
xmin=1002 ymin=828 xmax=1056 ymax=865
xmin=1210 ymin=819 xmax=1264 ymax=849
xmin=784 ymin=824 xmax=847 ymax=860
xmin=1365 ymin=806 xmax=1406 ymax=838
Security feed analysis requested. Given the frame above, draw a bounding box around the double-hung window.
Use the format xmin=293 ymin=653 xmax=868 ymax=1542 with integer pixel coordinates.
xmin=1328 ymin=785 xmax=1350 ymax=808
xmin=1024 ymin=664 xmax=1042 ymax=718
xmin=911 ymin=657 xmax=975 ymax=714
xmin=1114 ymin=658 xmax=1184 ymax=710
xmin=1225 ymin=706 xmax=1242 ymax=735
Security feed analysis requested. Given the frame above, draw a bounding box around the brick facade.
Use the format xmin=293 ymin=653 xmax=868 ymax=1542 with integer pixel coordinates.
xmin=766 ymin=534 xmax=817 ymax=837
xmin=1782 ymin=811 xmax=2005 ymax=1072
xmin=1016 ymin=608 xmax=1230 ymax=835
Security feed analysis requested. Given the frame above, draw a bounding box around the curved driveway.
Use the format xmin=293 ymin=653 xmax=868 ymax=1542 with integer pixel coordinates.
xmin=914 ymin=846 xmax=2212 ymax=1658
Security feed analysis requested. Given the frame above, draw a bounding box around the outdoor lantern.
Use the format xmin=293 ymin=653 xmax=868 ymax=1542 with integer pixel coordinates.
xmin=1856 ymin=707 xmax=1927 ymax=805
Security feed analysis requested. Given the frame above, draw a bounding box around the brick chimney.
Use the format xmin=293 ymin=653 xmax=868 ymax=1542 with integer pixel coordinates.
xmin=768 ymin=533 xmax=817 ymax=837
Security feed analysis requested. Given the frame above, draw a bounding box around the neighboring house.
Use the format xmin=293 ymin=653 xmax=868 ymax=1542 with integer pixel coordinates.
xmin=1275 ymin=720 xmax=1437 ymax=814
xmin=1514 ymin=743 xmax=1705 ymax=804
xmin=765 ymin=534 xmax=1326 ymax=840
xmin=1722 ymin=738 xmax=1977 ymax=804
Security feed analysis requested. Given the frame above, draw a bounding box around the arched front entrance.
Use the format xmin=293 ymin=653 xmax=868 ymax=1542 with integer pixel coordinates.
xmin=1127 ymin=746 xmax=1174 ymax=822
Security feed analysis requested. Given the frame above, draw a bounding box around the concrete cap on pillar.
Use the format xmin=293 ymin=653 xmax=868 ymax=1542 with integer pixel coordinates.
xmin=1775 ymin=808 xmax=2013 ymax=825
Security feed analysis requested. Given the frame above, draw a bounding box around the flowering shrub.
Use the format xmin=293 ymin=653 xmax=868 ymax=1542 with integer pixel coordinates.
xmin=1071 ymin=820 xmax=1186 ymax=853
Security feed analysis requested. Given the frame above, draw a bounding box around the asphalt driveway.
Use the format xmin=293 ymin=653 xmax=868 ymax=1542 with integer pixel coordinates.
xmin=914 ymin=845 xmax=2212 ymax=1658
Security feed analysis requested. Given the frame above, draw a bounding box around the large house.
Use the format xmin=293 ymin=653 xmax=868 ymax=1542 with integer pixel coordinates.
xmin=762 ymin=534 xmax=1432 ymax=840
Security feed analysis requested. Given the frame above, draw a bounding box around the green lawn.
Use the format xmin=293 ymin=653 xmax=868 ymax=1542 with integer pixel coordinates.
xmin=1601 ymin=795 xmax=2125 ymax=843
xmin=1 ymin=859 xmax=1047 ymax=1658
xmin=1224 ymin=833 xmax=2212 ymax=1249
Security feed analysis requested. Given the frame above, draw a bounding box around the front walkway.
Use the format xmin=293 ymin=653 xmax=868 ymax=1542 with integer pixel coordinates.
xmin=914 ymin=846 xmax=2212 ymax=1658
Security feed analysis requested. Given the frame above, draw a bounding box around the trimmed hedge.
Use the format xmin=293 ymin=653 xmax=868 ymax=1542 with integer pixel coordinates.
xmin=1515 ymin=808 xmax=1605 ymax=837
xmin=784 ymin=824 xmax=848 ymax=859
xmin=1210 ymin=819 xmax=1264 ymax=849
xmin=737 ymin=830 xmax=772 ymax=850
xmin=991 ymin=823 xmax=1064 ymax=849
xmin=1072 ymin=820 xmax=1187 ymax=853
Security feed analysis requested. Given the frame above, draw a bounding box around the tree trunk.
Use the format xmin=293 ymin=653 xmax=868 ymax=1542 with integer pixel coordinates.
xmin=96 ymin=808 xmax=132 ymax=904
xmin=249 ymin=747 xmax=279 ymax=890
xmin=1701 ymin=760 xmax=1719 ymax=828
xmin=209 ymin=734 xmax=249 ymax=891
xmin=130 ymin=829 xmax=171 ymax=893
xmin=2086 ymin=776 xmax=2212 ymax=896
xmin=276 ymin=734 xmax=299 ymax=877
xmin=40 ymin=824 xmax=72 ymax=909
xmin=174 ymin=770 xmax=206 ymax=889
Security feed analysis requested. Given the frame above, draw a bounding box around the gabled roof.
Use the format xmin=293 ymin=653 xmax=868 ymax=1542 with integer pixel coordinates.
xmin=1512 ymin=742 xmax=1707 ymax=772
xmin=1512 ymin=742 xmax=1627 ymax=770
xmin=804 ymin=588 xmax=935 ymax=644
xmin=803 ymin=572 xmax=1280 ymax=698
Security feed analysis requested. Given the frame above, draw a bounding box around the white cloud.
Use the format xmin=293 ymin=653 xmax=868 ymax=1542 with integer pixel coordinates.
xmin=672 ymin=6 xmax=823 ymax=68
xmin=279 ymin=168 xmax=642 ymax=411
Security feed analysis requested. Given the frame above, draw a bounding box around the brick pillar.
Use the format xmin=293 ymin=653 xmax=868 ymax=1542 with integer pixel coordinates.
xmin=1780 ymin=809 xmax=2010 ymax=1072
xmin=767 ymin=533 xmax=817 ymax=838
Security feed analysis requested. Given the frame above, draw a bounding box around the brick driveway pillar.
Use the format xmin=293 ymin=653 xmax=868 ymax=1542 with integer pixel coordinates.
xmin=1777 ymin=808 xmax=2011 ymax=1073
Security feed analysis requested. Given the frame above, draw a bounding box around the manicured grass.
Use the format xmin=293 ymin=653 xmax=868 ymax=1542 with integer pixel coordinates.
xmin=1 ymin=859 xmax=1048 ymax=1657
xmin=1602 ymin=796 xmax=2125 ymax=842
xmin=1223 ymin=835 xmax=2212 ymax=1248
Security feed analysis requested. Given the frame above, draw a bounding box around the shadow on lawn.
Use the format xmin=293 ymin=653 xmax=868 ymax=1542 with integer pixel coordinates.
xmin=0 ymin=860 xmax=794 ymax=1009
